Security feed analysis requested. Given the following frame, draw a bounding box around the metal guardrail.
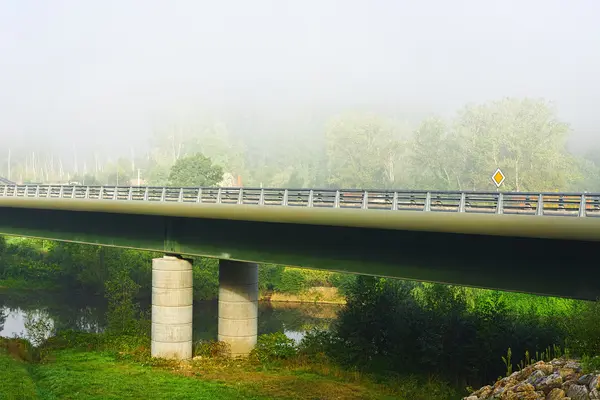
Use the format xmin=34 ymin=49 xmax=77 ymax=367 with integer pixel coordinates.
xmin=1 ymin=185 xmax=600 ymax=217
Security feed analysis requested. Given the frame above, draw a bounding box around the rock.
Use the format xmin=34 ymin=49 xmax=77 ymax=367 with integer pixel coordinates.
xmin=590 ymin=376 xmax=600 ymax=392
xmin=547 ymin=388 xmax=566 ymax=399
xmin=566 ymin=384 xmax=590 ymax=400
xmin=591 ymin=389 xmax=600 ymax=400
xmin=516 ymin=382 xmax=536 ymax=392
xmin=566 ymin=362 xmax=583 ymax=373
xmin=527 ymin=370 xmax=548 ymax=386
xmin=537 ymin=363 xmax=555 ymax=375
xmin=464 ymin=396 xmax=478 ymax=400
xmin=537 ymin=373 xmax=563 ymax=394
xmin=474 ymin=385 xmax=493 ymax=398
xmin=560 ymin=369 xmax=577 ymax=379
xmin=579 ymin=375 xmax=595 ymax=387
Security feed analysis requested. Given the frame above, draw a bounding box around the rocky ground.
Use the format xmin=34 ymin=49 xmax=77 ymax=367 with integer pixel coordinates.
xmin=464 ymin=358 xmax=599 ymax=400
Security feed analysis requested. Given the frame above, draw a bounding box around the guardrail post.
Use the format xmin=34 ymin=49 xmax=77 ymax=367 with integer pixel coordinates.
xmin=35 ymin=186 xmax=40 ymax=197
xmin=334 ymin=190 xmax=340 ymax=208
xmin=282 ymin=189 xmax=288 ymax=206
xmin=424 ymin=192 xmax=431 ymax=212
xmin=579 ymin=194 xmax=587 ymax=218
xmin=308 ymin=190 xmax=314 ymax=207
xmin=392 ymin=191 xmax=398 ymax=211
xmin=239 ymin=188 xmax=245 ymax=205
xmin=259 ymin=189 xmax=265 ymax=206
xmin=216 ymin=188 xmax=222 ymax=204
xmin=2 ymin=185 xmax=6 ymax=197
xmin=197 ymin=188 xmax=203 ymax=203
xmin=496 ymin=193 xmax=504 ymax=214
xmin=362 ymin=191 xmax=368 ymax=209
xmin=99 ymin=186 xmax=104 ymax=200
xmin=85 ymin=186 xmax=90 ymax=199
xmin=59 ymin=186 xmax=64 ymax=198
xmin=459 ymin=193 xmax=466 ymax=213
xmin=160 ymin=188 xmax=166 ymax=202
xmin=113 ymin=187 xmax=118 ymax=200
xmin=178 ymin=188 xmax=184 ymax=202
xmin=144 ymin=187 xmax=149 ymax=201
xmin=128 ymin=187 xmax=133 ymax=201
xmin=536 ymin=194 xmax=544 ymax=216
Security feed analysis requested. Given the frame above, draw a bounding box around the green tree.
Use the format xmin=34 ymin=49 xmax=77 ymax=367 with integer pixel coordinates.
xmin=453 ymin=98 xmax=581 ymax=191
xmin=325 ymin=113 xmax=404 ymax=188
xmin=410 ymin=117 xmax=462 ymax=190
xmin=167 ymin=153 xmax=223 ymax=187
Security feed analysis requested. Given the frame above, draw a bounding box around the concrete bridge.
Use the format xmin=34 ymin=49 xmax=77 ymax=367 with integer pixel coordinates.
xmin=1 ymin=184 xmax=600 ymax=360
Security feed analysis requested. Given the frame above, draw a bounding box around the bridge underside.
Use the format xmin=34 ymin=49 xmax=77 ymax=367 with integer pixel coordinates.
xmin=0 ymin=206 xmax=597 ymax=300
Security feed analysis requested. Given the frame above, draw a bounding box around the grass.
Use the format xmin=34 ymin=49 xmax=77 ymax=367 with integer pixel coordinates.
xmin=0 ymin=350 xmax=38 ymax=400
xmin=0 ymin=336 xmax=459 ymax=400
xmin=0 ymin=349 xmax=264 ymax=400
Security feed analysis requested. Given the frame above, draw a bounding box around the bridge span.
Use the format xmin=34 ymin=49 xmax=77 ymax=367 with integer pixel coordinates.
xmin=1 ymin=184 xmax=599 ymax=359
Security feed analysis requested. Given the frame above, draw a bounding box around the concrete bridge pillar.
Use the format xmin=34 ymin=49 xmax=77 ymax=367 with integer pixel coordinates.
xmin=218 ymin=260 xmax=259 ymax=357
xmin=151 ymin=255 xmax=193 ymax=360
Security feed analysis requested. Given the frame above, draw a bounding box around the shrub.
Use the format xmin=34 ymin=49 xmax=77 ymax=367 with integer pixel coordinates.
xmin=277 ymin=268 xmax=307 ymax=294
xmin=251 ymin=332 xmax=297 ymax=363
xmin=298 ymin=328 xmax=338 ymax=360
xmin=193 ymin=340 xmax=231 ymax=359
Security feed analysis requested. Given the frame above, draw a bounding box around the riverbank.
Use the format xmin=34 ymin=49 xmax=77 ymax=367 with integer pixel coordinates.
xmin=260 ymin=287 xmax=346 ymax=304
xmin=0 ymin=278 xmax=347 ymax=305
xmin=0 ymin=336 xmax=459 ymax=400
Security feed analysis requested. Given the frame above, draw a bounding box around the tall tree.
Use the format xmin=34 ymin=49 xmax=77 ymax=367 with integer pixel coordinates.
xmin=325 ymin=113 xmax=404 ymax=189
xmin=167 ymin=153 xmax=223 ymax=187
xmin=453 ymin=98 xmax=581 ymax=191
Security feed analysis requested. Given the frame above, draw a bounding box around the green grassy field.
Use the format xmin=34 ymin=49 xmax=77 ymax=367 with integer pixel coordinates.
xmin=0 ymin=345 xmax=457 ymax=400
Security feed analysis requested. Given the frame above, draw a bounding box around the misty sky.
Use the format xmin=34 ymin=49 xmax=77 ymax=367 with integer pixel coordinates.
xmin=1 ymin=0 xmax=599 ymax=155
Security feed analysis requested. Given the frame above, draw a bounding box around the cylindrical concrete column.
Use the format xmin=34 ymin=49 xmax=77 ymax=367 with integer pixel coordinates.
xmin=218 ymin=260 xmax=258 ymax=357
xmin=151 ymin=256 xmax=193 ymax=360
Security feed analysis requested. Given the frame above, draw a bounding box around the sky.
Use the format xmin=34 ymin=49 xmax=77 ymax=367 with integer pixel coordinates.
xmin=1 ymin=0 xmax=599 ymax=156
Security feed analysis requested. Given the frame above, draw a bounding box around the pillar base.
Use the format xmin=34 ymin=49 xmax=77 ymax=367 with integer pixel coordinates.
xmin=218 ymin=260 xmax=258 ymax=357
xmin=151 ymin=256 xmax=193 ymax=360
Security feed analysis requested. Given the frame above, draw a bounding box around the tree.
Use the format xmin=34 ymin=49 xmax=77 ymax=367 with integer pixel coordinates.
xmin=452 ymin=98 xmax=581 ymax=191
xmin=410 ymin=117 xmax=462 ymax=190
xmin=324 ymin=113 xmax=405 ymax=189
xmin=167 ymin=153 xmax=223 ymax=187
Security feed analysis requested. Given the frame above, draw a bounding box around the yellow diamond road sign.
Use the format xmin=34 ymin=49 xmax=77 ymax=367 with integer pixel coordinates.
xmin=492 ymin=168 xmax=505 ymax=188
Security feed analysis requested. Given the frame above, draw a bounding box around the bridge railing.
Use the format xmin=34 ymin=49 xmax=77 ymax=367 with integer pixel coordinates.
xmin=1 ymin=185 xmax=600 ymax=217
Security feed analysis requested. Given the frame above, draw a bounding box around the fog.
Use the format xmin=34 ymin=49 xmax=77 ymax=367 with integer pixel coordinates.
xmin=1 ymin=0 xmax=599 ymax=161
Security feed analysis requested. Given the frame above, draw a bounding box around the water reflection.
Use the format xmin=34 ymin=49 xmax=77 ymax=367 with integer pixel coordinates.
xmin=0 ymin=289 xmax=341 ymax=344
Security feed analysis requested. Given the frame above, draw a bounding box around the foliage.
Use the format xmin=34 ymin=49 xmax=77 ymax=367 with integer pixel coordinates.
xmin=565 ymin=299 xmax=600 ymax=357
xmin=329 ymin=276 xmax=566 ymax=387
xmin=192 ymin=257 xmax=219 ymax=300
xmin=325 ymin=112 xmax=404 ymax=188
xmin=167 ymin=153 xmax=223 ymax=187
xmin=297 ymin=328 xmax=339 ymax=360
xmin=250 ymin=332 xmax=297 ymax=363
xmin=194 ymin=340 xmax=231 ymax=359
xmin=104 ymin=270 xmax=148 ymax=335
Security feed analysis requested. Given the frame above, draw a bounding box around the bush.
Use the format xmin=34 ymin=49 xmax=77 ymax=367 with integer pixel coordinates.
xmin=331 ymin=276 xmax=566 ymax=387
xmin=566 ymin=299 xmax=600 ymax=357
xmin=193 ymin=340 xmax=231 ymax=359
xmin=251 ymin=332 xmax=297 ymax=363
xmin=328 ymin=273 xmax=356 ymax=296
xmin=298 ymin=328 xmax=338 ymax=360
xmin=277 ymin=268 xmax=307 ymax=294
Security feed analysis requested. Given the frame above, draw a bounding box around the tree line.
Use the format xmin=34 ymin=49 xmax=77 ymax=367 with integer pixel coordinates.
xmin=2 ymin=97 xmax=599 ymax=192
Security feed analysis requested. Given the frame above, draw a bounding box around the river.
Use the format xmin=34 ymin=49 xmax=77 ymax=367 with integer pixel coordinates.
xmin=0 ymin=289 xmax=342 ymax=345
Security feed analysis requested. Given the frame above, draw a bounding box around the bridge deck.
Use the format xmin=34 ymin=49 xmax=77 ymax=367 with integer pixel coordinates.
xmin=1 ymin=185 xmax=600 ymax=299
xmin=2 ymin=185 xmax=600 ymax=217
